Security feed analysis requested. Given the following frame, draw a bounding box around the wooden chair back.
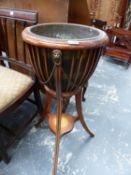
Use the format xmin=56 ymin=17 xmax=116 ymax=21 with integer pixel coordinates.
xmin=0 ymin=9 xmax=43 ymax=164
xmin=0 ymin=8 xmax=38 ymax=68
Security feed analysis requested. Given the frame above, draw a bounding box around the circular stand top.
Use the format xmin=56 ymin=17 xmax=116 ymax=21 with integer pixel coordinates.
xmin=22 ymin=23 xmax=109 ymax=49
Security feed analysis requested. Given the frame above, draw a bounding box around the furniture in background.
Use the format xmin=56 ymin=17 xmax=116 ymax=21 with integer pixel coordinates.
xmin=0 ymin=8 xmax=42 ymax=163
xmin=104 ymin=28 xmax=131 ymax=67
xmin=104 ymin=1 xmax=131 ymax=68
xmin=22 ymin=23 xmax=109 ymax=175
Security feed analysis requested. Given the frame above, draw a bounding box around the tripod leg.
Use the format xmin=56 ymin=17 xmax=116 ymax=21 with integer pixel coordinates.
xmin=53 ymin=115 xmax=62 ymax=175
xmin=75 ymin=89 xmax=94 ymax=137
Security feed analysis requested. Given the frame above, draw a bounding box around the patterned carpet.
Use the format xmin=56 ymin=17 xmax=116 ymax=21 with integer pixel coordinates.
xmin=0 ymin=56 xmax=131 ymax=175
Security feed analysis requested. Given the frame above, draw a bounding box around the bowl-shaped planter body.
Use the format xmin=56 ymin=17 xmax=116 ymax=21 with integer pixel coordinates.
xmin=22 ymin=23 xmax=109 ymax=92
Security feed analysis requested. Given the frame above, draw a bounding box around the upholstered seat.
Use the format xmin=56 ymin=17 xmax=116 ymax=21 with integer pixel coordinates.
xmin=0 ymin=65 xmax=34 ymax=113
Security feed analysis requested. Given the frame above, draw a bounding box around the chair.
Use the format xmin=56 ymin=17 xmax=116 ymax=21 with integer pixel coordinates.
xmin=104 ymin=27 xmax=131 ymax=68
xmin=104 ymin=1 xmax=131 ymax=68
xmin=90 ymin=18 xmax=107 ymax=30
xmin=0 ymin=8 xmax=42 ymax=163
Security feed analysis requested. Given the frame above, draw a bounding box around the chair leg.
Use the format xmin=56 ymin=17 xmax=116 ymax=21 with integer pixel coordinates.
xmin=36 ymin=92 xmax=52 ymax=126
xmin=34 ymin=87 xmax=43 ymax=115
xmin=62 ymin=97 xmax=70 ymax=113
xmin=0 ymin=144 xmax=10 ymax=164
xmin=126 ymin=56 xmax=131 ymax=69
xmin=82 ymin=82 xmax=88 ymax=102
xmin=75 ymin=89 xmax=94 ymax=137
xmin=82 ymin=86 xmax=87 ymax=101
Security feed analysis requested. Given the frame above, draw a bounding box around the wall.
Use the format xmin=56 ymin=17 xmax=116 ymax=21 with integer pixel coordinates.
xmin=0 ymin=0 xmax=91 ymax=24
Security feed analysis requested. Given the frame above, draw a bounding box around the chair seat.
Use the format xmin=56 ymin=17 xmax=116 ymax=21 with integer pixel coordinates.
xmin=0 ymin=65 xmax=34 ymax=113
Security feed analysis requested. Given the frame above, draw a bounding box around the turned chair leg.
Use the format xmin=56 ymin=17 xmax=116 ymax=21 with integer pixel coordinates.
xmin=36 ymin=92 xmax=52 ymax=126
xmin=75 ymin=89 xmax=94 ymax=137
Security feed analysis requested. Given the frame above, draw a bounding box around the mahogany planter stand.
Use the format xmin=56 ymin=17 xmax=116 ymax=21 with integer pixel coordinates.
xmin=41 ymin=85 xmax=93 ymax=137
xmin=22 ymin=23 xmax=108 ymax=175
